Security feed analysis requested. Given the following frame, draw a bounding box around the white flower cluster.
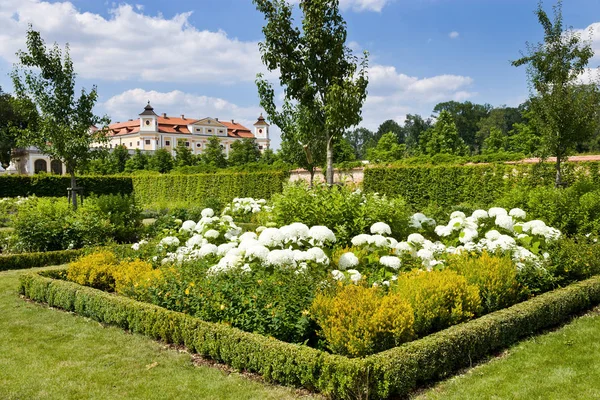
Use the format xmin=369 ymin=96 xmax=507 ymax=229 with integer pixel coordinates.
xmin=222 ymin=197 xmax=272 ymax=217
xmin=0 ymin=196 xmax=29 ymax=205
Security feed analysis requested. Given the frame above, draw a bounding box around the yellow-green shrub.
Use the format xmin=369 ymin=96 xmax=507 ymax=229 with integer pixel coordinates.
xmin=392 ymin=269 xmax=481 ymax=336
xmin=113 ymin=259 xmax=162 ymax=298
xmin=310 ymin=284 xmax=414 ymax=357
xmin=66 ymin=251 xmax=118 ymax=291
xmin=447 ymin=251 xmax=522 ymax=312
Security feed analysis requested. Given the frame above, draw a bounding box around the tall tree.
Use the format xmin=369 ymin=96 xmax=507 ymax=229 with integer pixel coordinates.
xmin=376 ymin=119 xmax=404 ymax=143
xmin=148 ymin=148 xmax=174 ymax=173
xmin=11 ymin=27 xmax=109 ymax=208
xmin=420 ymin=110 xmax=468 ymax=156
xmin=112 ymin=144 xmax=130 ymax=173
xmin=344 ymin=127 xmax=374 ymax=159
xmin=174 ymin=141 xmax=195 ymax=168
xmin=254 ymin=0 xmax=368 ymax=184
xmin=367 ymin=132 xmax=405 ymax=162
xmin=0 ymin=88 xmax=38 ymax=168
xmin=228 ymin=138 xmax=261 ymax=166
xmin=125 ymin=149 xmax=149 ymax=172
xmin=403 ymin=114 xmax=433 ymax=154
xmin=433 ymin=101 xmax=491 ymax=152
xmin=512 ymin=1 xmax=600 ymax=187
xmin=201 ymin=136 xmax=227 ymax=168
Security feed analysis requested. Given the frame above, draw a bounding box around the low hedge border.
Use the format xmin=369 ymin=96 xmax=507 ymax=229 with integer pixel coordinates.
xmin=19 ymin=272 xmax=600 ymax=399
xmin=0 ymin=249 xmax=84 ymax=272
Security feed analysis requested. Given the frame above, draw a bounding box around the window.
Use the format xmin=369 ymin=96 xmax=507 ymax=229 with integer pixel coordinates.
xmin=220 ymin=145 xmax=224 ymax=149
xmin=207 ymin=129 xmax=213 ymax=133
xmin=259 ymin=145 xmax=263 ymax=150
xmin=145 ymin=139 xmax=151 ymax=145
xmin=165 ymin=140 xmax=171 ymax=146
xmin=137 ymin=141 xmax=140 ymax=146
xmin=218 ymin=129 xmax=224 ymax=134
xmin=129 ymin=142 xmax=132 ymax=147
xmin=145 ymin=120 xmax=150 ymax=126
xmin=185 ymin=142 xmax=190 ymax=147
xmin=196 ymin=128 xmax=201 ymax=132
xmin=196 ymin=143 xmax=202 ymax=148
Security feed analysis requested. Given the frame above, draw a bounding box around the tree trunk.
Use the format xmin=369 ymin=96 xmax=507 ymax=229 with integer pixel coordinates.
xmin=326 ymin=134 xmax=334 ymax=185
xmin=70 ymin=171 xmax=78 ymax=210
xmin=555 ymin=155 xmax=562 ymax=188
xmin=309 ymin=166 xmax=315 ymax=188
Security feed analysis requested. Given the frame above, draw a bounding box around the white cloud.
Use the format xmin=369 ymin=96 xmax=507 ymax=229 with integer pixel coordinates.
xmin=0 ymin=0 xmax=265 ymax=83
xmin=360 ymin=64 xmax=476 ymax=129
xmin=575 ymin=22 xmax=600 ymax=60
xmin=449 ymin=31 xmax=459 ymax=39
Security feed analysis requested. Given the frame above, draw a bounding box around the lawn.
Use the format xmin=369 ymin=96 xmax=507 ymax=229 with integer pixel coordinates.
xmin=417 ymin=306 xmax=600 ymax=399
xmin=0 ymin=267 xmax=311 ymax=400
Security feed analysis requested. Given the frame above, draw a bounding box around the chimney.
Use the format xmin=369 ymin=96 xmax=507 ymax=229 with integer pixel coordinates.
xmin=162 ymin=113 xmax=167 ymax=118
xmin=215 ymin=118 xmax=219 ymax=122
xmin=181 ymin=114 xmax=185 ymax=119
xmin=128 ymin=119 xmax=133 ymax=121
xmin=231 ymin=119 xmax=235 ymax=124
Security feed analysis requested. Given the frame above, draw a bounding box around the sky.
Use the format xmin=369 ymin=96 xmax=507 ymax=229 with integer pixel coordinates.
xmin=1 ymin=0 xmax=600 ymax=149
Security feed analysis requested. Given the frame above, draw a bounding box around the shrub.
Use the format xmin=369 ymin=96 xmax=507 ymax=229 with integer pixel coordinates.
xmin=66 ymin=251 xmax=118 ymax=291
xmin=311 ymin=284 xmax=415 ymax=357
xmin=0 ymin=248 xmax=84 ymax=271
xmin=271 ymin=183 xmax=409 ymax=245
xmin=112 ymin=259 xmax=162 ymax=298
xmin=392 ymin=269 xmax=481 ymax=336
xmin=549 ymin=237 xmax=600 ymax=285
xmin=84 ymin=194 xmax=143 ymax=243
xmin=447 ymin=251 xmax=522 ymax=312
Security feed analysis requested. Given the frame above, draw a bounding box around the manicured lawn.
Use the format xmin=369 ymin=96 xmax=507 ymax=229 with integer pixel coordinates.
xmin=417 ymin=306 xmax=600 ymax=399
xmin=0 ymin=267 xmax=312 ymax=400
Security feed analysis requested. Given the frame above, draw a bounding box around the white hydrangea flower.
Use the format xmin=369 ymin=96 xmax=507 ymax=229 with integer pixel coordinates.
xmin=387 ymin=237 xmax=398 ymax=248
xmin=204 ymin=229 xmax=220 ymax=239
xmin=450 ymin=211 xmax=466 ymax=220
xmin=351 ymin=234 xmax=371 ymax=247
xmin=267 ymin=249 xmax=296 ymax=268
xmin=159 ymin=236 xmax=180 ymax=248
xmin=331 ymin=269 xmax=345 ymax=281
xmin=258 ymin=228 xmax=284 ymax=248
xmin=495 ymin=215 xmax=515 ymax=231
xmin=509 ymin=208 xmax=527 ymax=219
xmin=306 ymin=247 xmax=329 ymax=265
xmin=417 ymin=248 xmax=434 ymax=261
xmin=280 ymin=222 xmax=310 ymax=243
xmin=217 ymin=242 xmax=238 ymax=256
xmin=485 ymin=230 xmax=501 ymax=241
xmin=131 ymin=243 xmax=140 ymax=251
xmin=435 ymin=225 xmax=453 ymax=237
xmin=459 ymin=228 xmax=478 ymax=244
xmin=240 ymin=263 xmax=252 ymax=273
xmin=244 ymin=244 xmax=270 ymax=262
xmin=199 ymin=243 xmax=218 ymax=257
xmin=186 ymin=235 xmax=206 ymax=249
xmin=395 ymin=241 xmax=414 ymax=255
xmin=238 ymin=238 xmax=260 ymax=252
xmin=448 ymin=217 xmax=465 ymax=231
xmin=180 ymin=220 xmax=197 ymax=233
xmin=488 ymin=207 xmax=508 ymax=218
xmin=308 ymin=226 xmax=336 ymax=245
xmin=201 ymin=208 xmax=215 ymax=218
xmin=379 ymin=255 xmax=401 ymax=270
xmin=347 ymin=269 xmax=362 ymax=283
xmin=471 ymin=209 xmax=489 ymax=220
xmin=407 ymin=233 xmax=425 ymax=245
xmin=370 ymin=234 xmax=390 ymax=248
xmin=370 ymin=222 xmax=392 ymax=235
xmin=239 ymin=232 xmax=258 ymax=242
xmin=338 ymin=252 xmax=359 ymax=270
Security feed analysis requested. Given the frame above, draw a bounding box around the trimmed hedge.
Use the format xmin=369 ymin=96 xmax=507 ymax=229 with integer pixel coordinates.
xmin=364 ymin=162 xmax=600 ymax=210
xmin=0 ymin=172 xmax=289 ymax=205
xmin=131 ymin=172 xmax=289 ymax=205
xmin=0 ymin=249 xmax=84 ymax=272
xmin=19 ymin=271 xmax=600 ymax=399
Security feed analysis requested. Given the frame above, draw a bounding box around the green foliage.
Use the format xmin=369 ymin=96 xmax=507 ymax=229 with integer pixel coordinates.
xmin=0 ymin=248 xmax=83 ymax=271
xmin=148 ymin=148 xmax=174 ymax=173
xmin=392 ymin=269 xmax=482 ymax=336
xmin=447 ymin=251 xmax=522 ymax=312
xmin=11 ymin=27 xmax=110 ymax=209
xmin=311 ymin=283 xmax=415 ymax=357
xmin=0 ymin=175 xmax=134 ymax=198
xmin=201 ymin=136 xmax=227 ymax=168
xmin=344 ymin=127 xmax=375 ymax=159
xmin=228 ymin=138 xmax=261 ymax=166
xmin=0 ymin=88 xmax=38 ymax=168
xmin=21 ymin=270 xmax=600 ymax=399
xmin=366 ymin=132 xmax=405 ymax=163
xmin=66 ymin=251 xmax=118 ymax=291
xmin=84 ymin=193 xmax=142 ymax=243
xmin=125 ymin=149 xmax=149 ymax=172
xmin=549 ymin=237 xmax=600 ymax=285
xmin=174 ymin=141 xmax=195 ymax=168
xmin=512 ymin=1 xmax=600 ymax=186
xmin=432 ymin=101 xmax=492 ymax=152
xmin=270 ymin=183 xmax=409 ymax=245
xmin=420 ymin=110 xmax=469 ymax=156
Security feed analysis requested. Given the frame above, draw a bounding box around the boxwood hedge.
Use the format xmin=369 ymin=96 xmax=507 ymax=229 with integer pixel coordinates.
xmin=0 ymin=249 xmax=84 ymax=272
xmin=19 ymin=271 xmax=600 ymax=399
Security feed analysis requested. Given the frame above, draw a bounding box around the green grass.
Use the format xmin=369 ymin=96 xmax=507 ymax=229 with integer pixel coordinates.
xmin=417 ymin=306 xmax=600 ymax=400
xmin=0 ymin=267 xmax=311 ymax=400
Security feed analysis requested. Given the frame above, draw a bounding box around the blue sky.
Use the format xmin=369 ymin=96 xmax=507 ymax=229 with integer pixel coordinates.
xmin=1 ymin=0 xmax=599 ymax=148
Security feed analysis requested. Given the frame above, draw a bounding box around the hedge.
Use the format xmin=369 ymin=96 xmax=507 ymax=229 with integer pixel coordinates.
xmin=0 ymin=172 xmax=289 ymax=205
xmin=0 ymin=249 xmax=84 ymax=272
xmin=131 ymin=171 xmax=289 ymax=205
xmin=364 ymin=162 xmax=600 ymax=210
xmin=19 ymin=271 xmax=600 ymax=399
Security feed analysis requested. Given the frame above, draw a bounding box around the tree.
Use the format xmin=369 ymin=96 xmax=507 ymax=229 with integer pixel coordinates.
xmin=174 ymin=141 xmax=195 ymax=168
xmin=11 ymin=27 xmax=109 ymax=209
xmin=0 ymin=88 xmax=38 ymax=168
xmin=259 ymin=148 xmax=278 ymax=165
xmin=112 ymin=144 xmax=130 ymax=173
xmin=201 ymin=136 xmax=227 ymax=168
xmin=420 ymin=110 xmax=468 ymax=155
xmin=148 ymin=148 xmax=174 ymax=173
xmin=333 ymin=136 xmax=357 ymax=163
xmin=476 ymin=106 xmax=523 ymax=152
xmin=125 ymin=149 xmax=149 ymax=172
xmin=512 ymin=1 xmax=600 ymax=187
xmin=433 ymin=101 xmax=491 ymax=152
xmin=254 ymin=0 xmax=369 ymax=184
xmin=376 ymin=120 xmax=404 ymax=143
xmin=344 ymin=127 xmax=374 ymax=159
xmin=403 ymin=114 xmax=433 ymax=154
xmin=366 ymin=132 xmax=406 ymax=162
xmin=228 ymin=138 xmax=261 ymax=166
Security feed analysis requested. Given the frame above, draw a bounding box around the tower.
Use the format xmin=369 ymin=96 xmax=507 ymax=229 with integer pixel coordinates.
xmin=139 ymin=101 xmax=158 ymax=132
xmin=253 ymin=113 xmax=269 ymax=140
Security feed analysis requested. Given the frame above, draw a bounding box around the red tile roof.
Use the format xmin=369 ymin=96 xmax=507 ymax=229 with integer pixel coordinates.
xmin=220 ymin=120 xmax=255 ymax=138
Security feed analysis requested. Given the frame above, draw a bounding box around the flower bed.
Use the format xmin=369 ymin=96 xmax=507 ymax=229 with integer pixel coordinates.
xmin=19 ymin=270 xmax=600 ymax=399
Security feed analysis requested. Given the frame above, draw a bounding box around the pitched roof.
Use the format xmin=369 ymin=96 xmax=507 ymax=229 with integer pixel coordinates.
xmin=220 ymin=120 xmax=255 ymax=138
xmin=139 ymin=102 xmax=157 ymax=116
